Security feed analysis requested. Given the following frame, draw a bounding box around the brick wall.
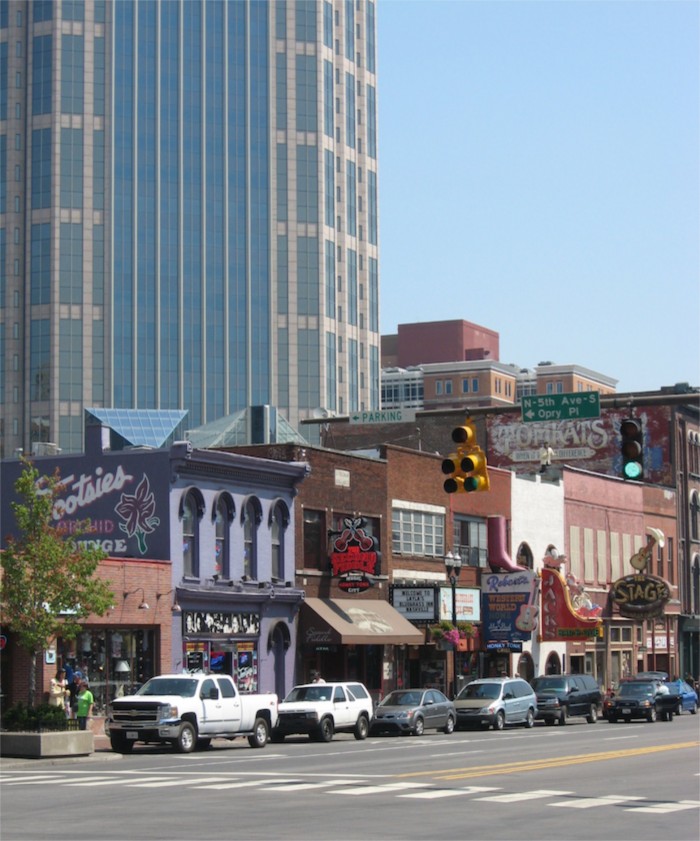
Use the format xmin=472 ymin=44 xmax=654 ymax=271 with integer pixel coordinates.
xmin=2 ymin=557 xmax=173 ymax=707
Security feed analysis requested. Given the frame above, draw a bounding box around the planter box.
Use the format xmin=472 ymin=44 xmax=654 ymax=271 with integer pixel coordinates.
xmin=0 ymin=730 xmax=94 ymax=758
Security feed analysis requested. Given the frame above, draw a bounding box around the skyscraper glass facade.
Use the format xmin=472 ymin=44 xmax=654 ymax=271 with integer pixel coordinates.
xmin=0 ymin=0 xmax=380 ymax=455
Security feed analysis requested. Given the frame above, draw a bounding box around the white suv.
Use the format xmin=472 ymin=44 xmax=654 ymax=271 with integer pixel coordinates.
xmin=272 ymin=681 xmax=373 ymax=742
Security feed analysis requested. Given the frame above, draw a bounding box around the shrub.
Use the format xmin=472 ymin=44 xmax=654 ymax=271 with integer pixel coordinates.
xmin=1 ymin=702 xmax=70 ymax=732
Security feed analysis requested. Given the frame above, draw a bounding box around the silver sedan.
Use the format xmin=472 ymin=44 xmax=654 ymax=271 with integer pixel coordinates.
xmin=369 ymin=688 xmax=456 ymax=736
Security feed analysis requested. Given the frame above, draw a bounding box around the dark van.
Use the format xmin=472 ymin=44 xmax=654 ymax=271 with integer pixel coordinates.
xmin=531 ymin=674 xmax=602 ymax=725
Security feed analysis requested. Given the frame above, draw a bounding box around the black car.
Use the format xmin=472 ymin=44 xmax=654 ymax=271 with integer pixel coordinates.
xmin=531 ymin=674 xmax=602 ymax=725
xmin=607 ymin=680 xmax=677 ymax=723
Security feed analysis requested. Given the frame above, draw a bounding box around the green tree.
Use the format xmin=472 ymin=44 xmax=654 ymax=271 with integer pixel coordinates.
xmin=0 ymin=459 xmax=114 ymax=706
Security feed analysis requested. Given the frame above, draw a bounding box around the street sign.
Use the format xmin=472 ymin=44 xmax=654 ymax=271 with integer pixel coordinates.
xmin=521 ymin=392 xmax=600 ymax=423
xmin=349 ymin=408 xmax=416 ymax=425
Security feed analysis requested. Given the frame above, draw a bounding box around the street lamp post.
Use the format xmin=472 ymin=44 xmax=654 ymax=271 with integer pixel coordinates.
xmin=444 ymin=550 xmax=462 ymax=699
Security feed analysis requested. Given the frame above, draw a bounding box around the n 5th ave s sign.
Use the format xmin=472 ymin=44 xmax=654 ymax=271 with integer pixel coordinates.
xmin=522 ymin=392 xmax=600 ymax=423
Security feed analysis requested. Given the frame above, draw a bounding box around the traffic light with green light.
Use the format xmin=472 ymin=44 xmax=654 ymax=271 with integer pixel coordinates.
xmin=620 ymin=418 xmax=643 ymax=479
xmin=441 ymin=419 xmax=490 ymax=493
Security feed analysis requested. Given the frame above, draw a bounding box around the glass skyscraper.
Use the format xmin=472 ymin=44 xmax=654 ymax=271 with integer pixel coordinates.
xmin=0 ymin=0 xmax=380 ymax=455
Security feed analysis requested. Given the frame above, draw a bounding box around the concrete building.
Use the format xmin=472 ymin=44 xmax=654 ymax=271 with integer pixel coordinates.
xmin=0 ymin=0 xmax=381 ymax=458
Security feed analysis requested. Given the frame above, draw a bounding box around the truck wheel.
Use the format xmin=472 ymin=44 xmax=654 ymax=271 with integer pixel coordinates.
xmin=176 ymin=721 xmax=197 ymax=753
xmin=586 ymin=705 xmax=598 ymax=724
xmin=314 ymin=717 xmax=334 ymax=742
xmin=354 ymin=714 xmax=369 ymax=740
xmin=558 ymin=707 xmax=568 ymax=725
xmin=110 ymin=734 xmax=134 ymax=754
xmin=248 ymin=716 xmax=269 ymax=748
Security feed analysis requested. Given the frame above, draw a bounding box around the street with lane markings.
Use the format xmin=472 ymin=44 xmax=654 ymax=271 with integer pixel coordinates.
xmin=1 ymin=714 xmax=698 ymax=840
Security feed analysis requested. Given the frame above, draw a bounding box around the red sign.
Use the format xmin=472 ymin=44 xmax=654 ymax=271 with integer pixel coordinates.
xmin=329 ymin=517 xmax=380 ymax=592
xmin=541 ymin=568 xmax=603 ymax=641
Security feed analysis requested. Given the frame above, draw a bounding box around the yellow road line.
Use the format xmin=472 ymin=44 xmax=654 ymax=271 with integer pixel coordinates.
xmin=397 ymin=741 xmax=700 ymax=781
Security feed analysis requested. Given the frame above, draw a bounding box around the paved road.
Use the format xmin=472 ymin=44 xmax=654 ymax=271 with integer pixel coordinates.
xmin=2 ymin=714 xmax=698 ymax=841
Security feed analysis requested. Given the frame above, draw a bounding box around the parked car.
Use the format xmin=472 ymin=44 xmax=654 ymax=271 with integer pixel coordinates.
xmin=104 ymin=673 xmax=278 ymax=753
xmin=606 ymin=680 xmax=677 ymax=723
xmin=272 ymin=681 xmax=373 ymax=742
xmin=454 ymin=677 xmax=537 ymax=731
xmin=665 ymin=679 xmax=698 ymax=715
xmin=635 ymin=670 xmax=669 ymax=681
xmin=530 ymin=674 xmax=602 ymax=725
xmin=369 ymin=689 xmax=456 ymax=736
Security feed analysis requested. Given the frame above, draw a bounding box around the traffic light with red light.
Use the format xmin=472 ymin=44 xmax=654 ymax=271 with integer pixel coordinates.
xmin=441 ymin=419 xmax=490 ymax=493
xmin=620 ymin=418 xmax=643 ymax=479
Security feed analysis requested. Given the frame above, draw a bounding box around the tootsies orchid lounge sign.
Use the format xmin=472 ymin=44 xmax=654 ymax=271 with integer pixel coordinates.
xmin=0 ymin=451 xmax=171 ymax=560
xmin=329 ymin=516 xmax=381 ymax=593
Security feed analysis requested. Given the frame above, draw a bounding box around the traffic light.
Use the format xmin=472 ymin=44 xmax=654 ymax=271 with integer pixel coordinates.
xmin=620 ymin=418 xmax=643 ymax=479
xmin=441 ymin=419 xmax=490 ymax=493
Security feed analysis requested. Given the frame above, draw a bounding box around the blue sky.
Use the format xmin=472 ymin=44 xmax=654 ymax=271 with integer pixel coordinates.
xmin=376 ymin=0 xmax=699 ymax=393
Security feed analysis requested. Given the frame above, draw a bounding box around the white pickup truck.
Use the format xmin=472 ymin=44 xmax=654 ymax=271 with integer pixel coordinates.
xmin=105 ymin=673 xmax=278 ymax=753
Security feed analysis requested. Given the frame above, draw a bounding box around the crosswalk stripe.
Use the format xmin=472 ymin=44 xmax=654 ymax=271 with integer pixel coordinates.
xmin=2 ymin=776 xmax=76 ymax=785
xmin=551 ymin=795 xmax=645 ymax=809
xmin=194 ymin=779 xmax=275 ymax=790
xmin=65 ymin=776 xmax=174 ymax=787
xmin=124 ymin=777 xmax=231 ymax=788
xmin=475 ymin=789 xmax=573 ymax=803
xmin=334 ymin=782 xmax=430 ymax=796
xmin=60 ymin=777 xmax=126 ymax=786
xmin=269 ymin=780 xmax=359 ymax=792
xmin=401 ymin=785 xmax=501 ymax=800
xmin=626 ymin=801 xmax=700 ymax=814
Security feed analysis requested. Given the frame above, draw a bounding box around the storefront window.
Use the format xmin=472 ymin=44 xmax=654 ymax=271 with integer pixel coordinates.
xmin=57 ymin=629 xmax=156 ymax=714
xmin=184 ymin=641 xmax=258 ymax=693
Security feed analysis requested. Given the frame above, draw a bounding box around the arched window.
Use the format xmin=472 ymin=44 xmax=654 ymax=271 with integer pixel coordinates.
xmin=545 ymin=652 xmax=562 ymax=675
xmin=214 ymin=493 xmax=234 ymax=579
xmin=516 ymin=542 xmax=534 ymax=570
xmin=242 ymin=497 xmax=262 ymax=580
xmin=270 ymin=500 xmax=290 ymax=581
xmin=180 ymin=489 xmax=204 ymax=578
xmin=690 ymin=491 xmax=700 ymax=542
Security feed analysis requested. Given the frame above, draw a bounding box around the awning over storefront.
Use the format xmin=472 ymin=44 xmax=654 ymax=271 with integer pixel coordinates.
xmin=301 ymin=598 xmax=425 ymax=646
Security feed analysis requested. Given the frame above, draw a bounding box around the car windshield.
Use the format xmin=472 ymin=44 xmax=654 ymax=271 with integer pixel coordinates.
xmin=533 ymin=678 xmax=566 ymax=691
xmin=619 ymin=682 xmax=654 ymax=698
xmin=136 ymin=678 xmax=198 ymax=697
xmin=457 ymin=683 xmax=500 ymax=701
xmin=381 ymin=691 xmax=423 ymax=707
xmin=284 ymin=686 xmax=332 ymax=703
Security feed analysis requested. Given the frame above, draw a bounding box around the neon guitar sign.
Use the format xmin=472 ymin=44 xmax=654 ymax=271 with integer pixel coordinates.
xmin=515 ymin=574 xmax=541 ymax=633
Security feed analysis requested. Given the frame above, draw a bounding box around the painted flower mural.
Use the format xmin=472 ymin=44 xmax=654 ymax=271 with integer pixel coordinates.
xmin=115 ymin=474 xmax=160 ymax=554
